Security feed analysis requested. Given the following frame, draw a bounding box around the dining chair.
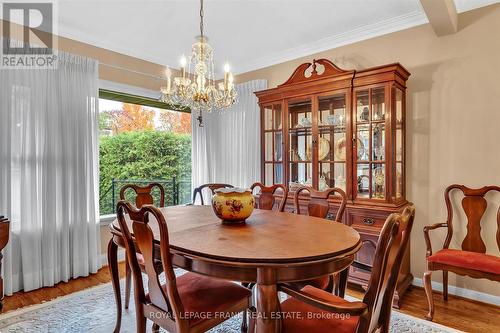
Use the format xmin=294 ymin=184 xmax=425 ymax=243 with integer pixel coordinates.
xmin=116 ymin=201 xmax=252 ymax=333
xmin=290 ymin=186 xmax=348 ymax=294
xmin=294 ymin=186 xmax=347 ymax=221
xmin=0 ymin=217 xmax=9 ymax=312
xmin=119 ymin=182 xmax=166 ymax=310
xmin=240 ymin=183 xmax=289 ymax=330
xmin=423 ymin=185 xmax=500 ymax=320
xmin=191 ymin=183 xmax=234 ymax=205
xmin=250 ymin=182 xmax=288 ymax=212
xmin=269 ymin=206 xmax=415 ymax=333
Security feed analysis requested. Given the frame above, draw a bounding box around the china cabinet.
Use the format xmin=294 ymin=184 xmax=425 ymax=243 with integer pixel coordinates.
xmin=255 ymin=59 xmax=412 ymax=307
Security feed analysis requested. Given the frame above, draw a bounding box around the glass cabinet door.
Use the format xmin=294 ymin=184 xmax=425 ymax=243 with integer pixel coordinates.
xmin=395 ymin=88 xmax=404 ymax=199
xmin=288 ymin=98 xmax=312 ymax=187
xmin=317 ymin=93 xmax=347 ymax=192
xmin=354 ymin=87 xmax=387 ymax=199
xmin=263 ymin=104 xmax=283 ymax=185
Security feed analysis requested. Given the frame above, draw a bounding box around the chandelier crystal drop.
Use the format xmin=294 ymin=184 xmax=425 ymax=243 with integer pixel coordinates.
xmin=160 ymin=0 xmax=237 ymax=127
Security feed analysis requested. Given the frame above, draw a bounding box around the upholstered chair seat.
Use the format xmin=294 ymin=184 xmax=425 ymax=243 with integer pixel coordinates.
xmin=427 ymin=249 xmax=500 ymax=275
xmin=280 ymin=286 xmax=360 ymax=333
xmin=146 ymin=272 xmax=252 ymax=327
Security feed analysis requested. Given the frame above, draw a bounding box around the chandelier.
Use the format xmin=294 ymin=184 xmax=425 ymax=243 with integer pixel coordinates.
xmin=159 ymin=0 xmax=237 ymax=127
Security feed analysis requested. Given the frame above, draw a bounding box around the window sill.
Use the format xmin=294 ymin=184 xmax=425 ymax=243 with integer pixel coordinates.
xmin=100 ymin=214 xmax=116 ymax=226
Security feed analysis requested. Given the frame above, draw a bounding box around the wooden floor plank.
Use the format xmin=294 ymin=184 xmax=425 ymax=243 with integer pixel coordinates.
xmin=2 ymin=263 xmax=499 ymax=333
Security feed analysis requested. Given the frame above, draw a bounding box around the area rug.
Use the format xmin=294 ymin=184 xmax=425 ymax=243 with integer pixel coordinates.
xmin=0 ymin=277 xmax=463 ymax=333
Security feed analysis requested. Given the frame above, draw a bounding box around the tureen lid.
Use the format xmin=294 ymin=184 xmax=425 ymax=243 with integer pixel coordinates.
xmin=214 ymin=187 xmax=251 ymax=194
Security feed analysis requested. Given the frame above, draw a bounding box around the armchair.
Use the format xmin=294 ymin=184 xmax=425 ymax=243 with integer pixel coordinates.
xmin=423 ymin=184 xmax=500 ymax=321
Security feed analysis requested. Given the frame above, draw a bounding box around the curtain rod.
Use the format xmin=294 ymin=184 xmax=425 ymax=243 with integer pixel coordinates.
xmin=99 ymin=62 xmax=167 ymax=81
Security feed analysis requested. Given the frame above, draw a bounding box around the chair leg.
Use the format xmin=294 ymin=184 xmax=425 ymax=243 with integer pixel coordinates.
xmin=379 ymin=321 xmax=389 ymax=333
xmin=337 ymin=268 xmax=349 ymax=298
xmin=125 ymin=259 xmax=132 ymax=310
xmin=136 ymin=315 xmax=147 ymax=333
xmin=240 ymin=309 xmax=248 ymax=333
xmin=443 ymin=270 xmax=448 ymax=301
xmin=423 ymin=271 xmax=434 ymax=321
xmin=330 ymin=273 xmax=338 ymax=295
xmin=240 ymin=283 xmax=253 ymax=333
xmin=248 ymin=307 xmax=256 ymax=333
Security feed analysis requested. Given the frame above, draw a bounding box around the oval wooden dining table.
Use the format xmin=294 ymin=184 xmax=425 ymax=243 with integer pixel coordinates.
xmin=108 ymin=205 xmax=361 ymax=333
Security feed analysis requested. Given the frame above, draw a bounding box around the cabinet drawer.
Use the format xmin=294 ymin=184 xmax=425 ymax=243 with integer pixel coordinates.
xmin=350 ymin=214 xmax=386 ymax=229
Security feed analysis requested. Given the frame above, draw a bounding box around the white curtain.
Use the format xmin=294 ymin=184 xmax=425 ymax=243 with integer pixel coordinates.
xmin=191 ymin=79 xmax=266 ymax=201
xmin=0 ymin=46 xmax=101 ymax=294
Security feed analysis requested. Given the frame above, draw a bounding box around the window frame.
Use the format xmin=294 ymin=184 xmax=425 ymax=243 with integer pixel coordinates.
xmin=98 ymin=87 xmax=191 ymax=224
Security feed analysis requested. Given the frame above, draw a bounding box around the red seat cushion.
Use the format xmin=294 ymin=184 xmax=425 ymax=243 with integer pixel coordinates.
xmin=280 ymin=285 xmax=360 ymax=333
xmin=288 ymin=275 xmax=331 ymax=291
xmin=148 ymin=272 xmax=251 ymax=326
xmin=428 ymin=249 xmax=500 ymax=275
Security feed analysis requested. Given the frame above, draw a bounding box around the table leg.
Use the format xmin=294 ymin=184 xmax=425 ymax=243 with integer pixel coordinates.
xmin=337 ymin=267 xmax=349 ymax=298
xmin=108 ymin=237 xmax=122 ymax=333
xmin=255 ymin=268 xmax=279 ymax=333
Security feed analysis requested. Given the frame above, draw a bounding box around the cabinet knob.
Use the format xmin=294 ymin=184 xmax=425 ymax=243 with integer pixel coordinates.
xmin=363 ymin=218 xmax=375 ymax=226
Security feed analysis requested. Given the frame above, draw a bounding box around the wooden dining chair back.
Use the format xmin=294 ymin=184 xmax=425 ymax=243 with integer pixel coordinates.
xmin=250 ymin=182 xmax=288 ymax=212
xmin=287 ymin=187 xmax=348 ymax=294
xmin=119 ymin=182 xmax=166 ymax=310
xmin=278 ymin=206 xmax=415 ymax=333
xmin=117 ymin=201 xmax=188 ymax=331
xmin=433 ymin=184 xmax=500 ymax=253
xmin=192 ymin=183 xmax=234 ymax=205
xmin=294 ymin=186 xmax=347 ymax=222
xmin=120 ymin=183 xmax=165 ymax=208
xmin=360 ymin=206 xmax=415 ymax=332
xmin=423 ymin=185 xmax=500 ymax=320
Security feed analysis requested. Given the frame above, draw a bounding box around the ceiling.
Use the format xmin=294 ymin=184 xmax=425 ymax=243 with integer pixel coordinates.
xmin=51 ymin=0 xmax=500 ymax=76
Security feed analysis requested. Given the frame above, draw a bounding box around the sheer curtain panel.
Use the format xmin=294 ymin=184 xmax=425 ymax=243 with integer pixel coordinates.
xmin=191 ymin=79 xmax=266 ymax=202
xmin=0 ymin=47 xmax=101 ymax=294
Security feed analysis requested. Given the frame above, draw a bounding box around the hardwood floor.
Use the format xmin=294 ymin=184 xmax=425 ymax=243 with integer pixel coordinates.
xmin=2 ymin=263 xmax=499 ymax=333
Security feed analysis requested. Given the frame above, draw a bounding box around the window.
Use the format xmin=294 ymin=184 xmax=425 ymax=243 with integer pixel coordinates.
xmin=98 ymin=92 xmax=192 ymax=215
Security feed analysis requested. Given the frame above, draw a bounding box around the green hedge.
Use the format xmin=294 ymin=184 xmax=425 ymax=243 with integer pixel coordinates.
xmin=99 ymin=131 xmax=191 ymax=214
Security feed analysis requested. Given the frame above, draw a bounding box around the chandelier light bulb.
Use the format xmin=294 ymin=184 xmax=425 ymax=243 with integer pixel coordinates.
xmin=180 ymin=55 xmax=187 ymax=68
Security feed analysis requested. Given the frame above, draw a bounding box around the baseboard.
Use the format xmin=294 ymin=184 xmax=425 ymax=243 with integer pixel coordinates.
xmin=99 ymin=249 xmax=125 ymax=267
xmin=412 ymin=278 xmax=500 ymax=306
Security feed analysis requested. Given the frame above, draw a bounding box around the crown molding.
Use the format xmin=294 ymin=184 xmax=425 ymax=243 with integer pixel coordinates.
xmin=235 ymin=10 xmax=428 ymax=75
xmin=57 ymin=22 xmax=177 ymax=69
xmin=454 ymin=0 xmax=500 ymax=13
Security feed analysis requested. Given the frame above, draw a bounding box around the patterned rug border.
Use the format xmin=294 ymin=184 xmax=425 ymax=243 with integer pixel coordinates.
xmin=0 ymin=280 xmax=464 ymax=333
xmin=0 ymin=281 xmax=115 ymax=320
